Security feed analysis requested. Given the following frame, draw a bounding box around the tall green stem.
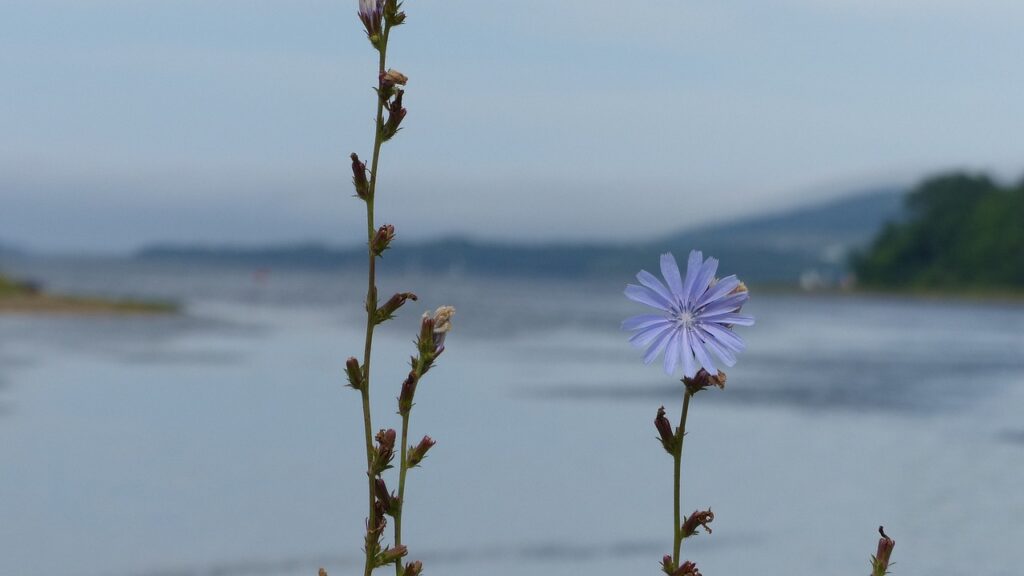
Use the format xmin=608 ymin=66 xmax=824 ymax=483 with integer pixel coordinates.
xmin=361 ymin=25 xmax=391 ymax=576
xmin=672 ymin=391 xmax=692 ymax=567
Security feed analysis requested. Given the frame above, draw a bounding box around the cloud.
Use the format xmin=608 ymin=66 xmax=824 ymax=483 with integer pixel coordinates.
xmin=3 ymin=0 xmax=1024 ymax=250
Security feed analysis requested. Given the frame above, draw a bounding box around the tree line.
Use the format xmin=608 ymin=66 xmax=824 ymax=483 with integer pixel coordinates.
xmin=853 ymin=172 xmax=1024 ymax=290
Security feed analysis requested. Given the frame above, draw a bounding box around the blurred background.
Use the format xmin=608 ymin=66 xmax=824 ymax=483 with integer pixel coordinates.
xmin=2 ymin=1 xmax=1023 ymax=575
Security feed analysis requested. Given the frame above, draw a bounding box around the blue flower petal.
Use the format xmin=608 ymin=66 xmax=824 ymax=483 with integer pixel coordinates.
xmin=681 ymin=250 xmax=703 ymax=303
xmin=629 ymin=321 xmax=673 ymax=347
xmin=689 ymin=257 xmax=719 ymax=303
xmin=659 ymin=253 xmax=684 ymax=299
xmin=622 ymin=314 xmax=670 ymax=332
xmin=625 ymin=284 xmax=672 ymax=311
xmin=701 ymin=312 xmax=755 ymax=326
xmin=663 ymin=330 xmax=682 ymax=375
xmin=699 ymin=322 xmax=746 ymax=353
xmin=695 ymin=275 xmax=740 ymax=309
xmin=681 ymin=327 xmax=698 ymax=377
xmin=643 ymin=326 xmax=675 ymax=364
xmin=636 ymin=270 xmax=675 ymax=305
xmin=697 ymin=292 xmax=749 ymax=317
xmin=697 ymin=326 xmax=737 ymax=366
xmin=690 ymin=331 xmax=719 ymax=375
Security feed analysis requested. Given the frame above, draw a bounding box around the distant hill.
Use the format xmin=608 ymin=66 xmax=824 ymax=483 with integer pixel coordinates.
xmin=853 ymin=172 xmax=1024 ymax=290
xmin=137 ymin=187 xmax=905 ymax=284
xmin=648 ymin=188 xmax=904 ymax=283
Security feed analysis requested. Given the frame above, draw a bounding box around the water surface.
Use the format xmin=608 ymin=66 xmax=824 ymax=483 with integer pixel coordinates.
xmin=2 ymin=260 xmax=1023 ymax=576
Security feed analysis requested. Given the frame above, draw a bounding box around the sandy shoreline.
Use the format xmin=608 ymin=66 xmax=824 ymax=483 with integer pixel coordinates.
xmin=0 ymin=294 xmax=177 ymax=315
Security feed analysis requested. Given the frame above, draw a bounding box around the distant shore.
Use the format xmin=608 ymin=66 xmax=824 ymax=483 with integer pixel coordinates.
xmin=0 ymin=274 xmax=176 ymax=315
xmin=0 ymin=294 xmax=177 ymax=315
xmin=752 ymin=284 xmax=1024 ymax=305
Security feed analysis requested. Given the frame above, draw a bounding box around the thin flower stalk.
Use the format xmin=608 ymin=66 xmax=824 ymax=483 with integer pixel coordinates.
xmin=357 ymin=26 xmax=389 ymax=576
xmin=625 ymin=252 xmax=749 ymax=575
xmin=672 ymin=390 xmax=691 ymax=566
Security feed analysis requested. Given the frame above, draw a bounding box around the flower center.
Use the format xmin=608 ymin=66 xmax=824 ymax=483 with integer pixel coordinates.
xmin=673 ymin=309 xmax=695 ymax=328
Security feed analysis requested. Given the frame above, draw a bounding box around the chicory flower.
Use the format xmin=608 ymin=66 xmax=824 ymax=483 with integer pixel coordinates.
xmin=623 ymin=251 xmax=753 ymax=377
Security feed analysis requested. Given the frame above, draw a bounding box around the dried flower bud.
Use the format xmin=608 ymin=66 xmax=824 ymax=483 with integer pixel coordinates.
xmin=372 ymin=224 xmax=397 ymax=256
xmin=432 ymin=305 xmax=455 ymax=334
xmin=681 ymin=509 xmax=714 ymax=538
xmin=420 ymin=305 xmax=455 ymax=355
xmin=730 ymin=280 xmax=749 ymax=295
xmin=375 ymin=478 xmax=400 ymax=516
xmin=376 ymin=291 xmax=417 ymax=324
xmin=376 ymin=428 xmax=397 ymax=449
xmin=398 ymin=372 xmax=417 ymax=414
xmin=381 ymin=90 xmax=407 ymax=142
xmin=373 ymin=428 xmax=397 ymax=473
xmin=351 ymin=153 xmax=370 ymax=200
xmin=364 ymin=513 xmax=385 ymax=559
xmin=661 ymin=555 xmax=675 ymax=575
xmin=407 ymin=435 xmax=435 ymax=468
xmin=655 ymin=406 xmax=676 ymax=454
xmin=345 ymin=357 xmax=364 ymax=390
xmin=319 ymin=569 xmax=328 ymax=576
xmin=403 ymin=560 xmax=423 ymax=576
xmin=379 ymin=69 xmax=408 ymax=89
xmin=682 ymin=368 xmax=726 ymax=395
xmin=376 ymin=545 xmax=408 ymax=566
xmin=374 ymin=498 xmax=388 ymax=523
xmin=872 ymin=526 xmax=895 ymax=576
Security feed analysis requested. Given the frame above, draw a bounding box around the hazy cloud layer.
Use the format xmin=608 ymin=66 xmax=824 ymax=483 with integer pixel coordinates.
xmin=3 ymin=0 xmax=1024 ymax=251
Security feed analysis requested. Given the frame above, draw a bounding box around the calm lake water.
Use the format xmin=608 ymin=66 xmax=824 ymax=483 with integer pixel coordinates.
xmin=2 ymin=259 xmax=1023 ymax=576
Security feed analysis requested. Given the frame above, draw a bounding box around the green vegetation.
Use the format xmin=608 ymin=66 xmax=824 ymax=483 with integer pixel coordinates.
xmin=0 ymin=272 xmax=176 ymax=314
xmin=853 ymin=172 xmax=1024 ymax=290
xmin=0 ymin=274 xmax=30 ymax=297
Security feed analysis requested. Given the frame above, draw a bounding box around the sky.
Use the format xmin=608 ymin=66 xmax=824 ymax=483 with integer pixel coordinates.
xmin=2 ymin=0 xmax=1024 ymax=252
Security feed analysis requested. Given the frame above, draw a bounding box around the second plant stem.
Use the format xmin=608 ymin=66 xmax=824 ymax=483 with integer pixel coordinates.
xmin=394 ymin=412 xmax=410 ymax=576
xmin=672 ymin=390 xmax=693 ymax=567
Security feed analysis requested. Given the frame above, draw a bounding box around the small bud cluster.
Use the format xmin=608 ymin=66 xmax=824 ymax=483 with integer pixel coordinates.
xmin=365 ymin=429 xmax=400 ymax=565
xmin=377 ymin=70 xmax=408 ymax=142
xmin=358 ymin=0 xmax=404 ymax=49
xmin=682 ymin=368 xmax=727 ymax=396
xmin=398 ymin=306 xmax=456 ymax=415
xmin=662 ymin=557 xmax=702 ymax=576
xmin=383 ymin=0 xmax=406 ymax=27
